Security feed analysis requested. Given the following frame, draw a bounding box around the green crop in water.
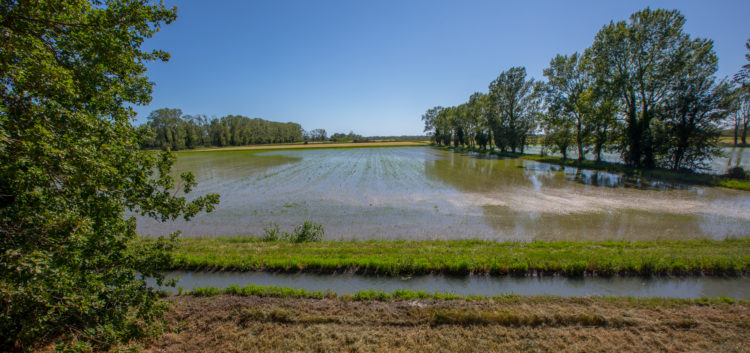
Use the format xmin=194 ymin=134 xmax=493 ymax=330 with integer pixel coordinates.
xmin=158 ymin=238 xmax=750 ymax=277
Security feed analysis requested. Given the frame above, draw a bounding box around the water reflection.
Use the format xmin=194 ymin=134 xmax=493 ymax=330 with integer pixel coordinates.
xmin=153 ymin=271 xmax=750 ymax=300
xmin=136 ymin=147 xmax=750 ymax=241
xmin=524 ymin=145 xmax=749 ymax=174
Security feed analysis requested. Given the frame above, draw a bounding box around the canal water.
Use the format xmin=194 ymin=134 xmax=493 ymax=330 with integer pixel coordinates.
xmin=155 ymin=271 xmax=750 ymax=300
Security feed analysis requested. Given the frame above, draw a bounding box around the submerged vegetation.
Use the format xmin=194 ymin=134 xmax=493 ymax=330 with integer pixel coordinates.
xmin=163 ymin=238 xmax=750 ymax=276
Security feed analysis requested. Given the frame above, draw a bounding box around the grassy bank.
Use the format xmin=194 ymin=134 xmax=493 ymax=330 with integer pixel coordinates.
xmin=165 ymin=238 xmax=750 ymax=276
xmin=440 ymin=145 xmax=750 ymax=191
xmin=140 ymin=294 xmax=750 ymax=352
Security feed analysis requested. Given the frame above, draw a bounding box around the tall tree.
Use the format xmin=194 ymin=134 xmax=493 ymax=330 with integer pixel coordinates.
xmin=726 ymin=87 xmax=750 ymax=146
xmin=731 ymin=38 xmax=750 ymax=145
xmin=468 ymin=92 xmax=491 ymax=150
xmin=540 ymin=109 xmax=575 ymax=160
xmin=654 ymin=38 xmax=729 ymax=170
xmin=589 ymin=8 xmax=695 ymax=168
xmin=734 ymin=38 xmax=750 ymax=90
xmin=543 ymin=53 xmax=594 ymax=160
xmin=0 ymin=1 xmax=219 ymax=350
xmin=422 ymin=106 xmax=444 ymax=144
xmin=488 ymin=67 xmax=539 ymax=153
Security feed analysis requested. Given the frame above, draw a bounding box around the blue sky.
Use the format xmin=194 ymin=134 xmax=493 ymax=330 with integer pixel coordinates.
xmin=135 ymin=0 xmax=750 ymax=136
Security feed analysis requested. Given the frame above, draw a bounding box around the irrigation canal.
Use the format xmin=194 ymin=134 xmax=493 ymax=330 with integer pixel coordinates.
xmin=153 ymin=271 xmax=750 ymax=299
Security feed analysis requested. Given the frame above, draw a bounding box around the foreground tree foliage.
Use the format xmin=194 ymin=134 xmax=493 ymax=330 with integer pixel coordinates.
xmin=0 ymin=1 xmax=218 ymax=351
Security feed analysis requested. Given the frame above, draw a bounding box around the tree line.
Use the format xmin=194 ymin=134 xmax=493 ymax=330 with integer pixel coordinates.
xmin=422 ymin=8 xmax=750 ymax=171
xmin=138 ymin=108 xmax=376 ymax=150
xmin=139 ymin=108 xmax=305 ymax=150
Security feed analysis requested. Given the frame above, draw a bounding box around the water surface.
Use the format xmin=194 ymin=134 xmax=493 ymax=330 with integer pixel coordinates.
xmin=137 ymin=147 xmax=750 ymax=240
xmin=156 ymin=271 xmax=750 ymax=300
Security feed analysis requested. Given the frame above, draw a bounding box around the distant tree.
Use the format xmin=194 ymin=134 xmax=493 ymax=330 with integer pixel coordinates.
xmin=734 ymin=38 xmax=750 ymax=90
xmin=309 ymin=128 xmax=328 ymax=141
xmin=421 ymin=106 xmax=444 ymax=144
xmin=730 ymin=38 xmax=750 ymax=145
xmin=148 ymin=108 xmax=186 ymax=150
xmin=434 ymin=107 xmax=453 ymax=145
xmin=329 ymin=131 xmax=368 ymax=142
xmin=141 ymin=111 xmax=303 ymax=149
xmin=488 ymin=67 xmax=539 ymax=153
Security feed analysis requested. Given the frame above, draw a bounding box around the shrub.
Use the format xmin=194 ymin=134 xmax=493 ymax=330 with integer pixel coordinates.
xmin=284 ymin=221 xmax=325 ymax=243
xmin=727 ymin=166 xmax=747 ymax=179
xmin=262 ymin=222 xmax=281 ymax=241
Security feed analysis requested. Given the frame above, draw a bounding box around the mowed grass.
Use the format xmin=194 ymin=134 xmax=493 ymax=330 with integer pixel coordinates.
xmin=163 ymin=238 xmax=750 ymax=276
xmin=145 ymin=293 xmax=750 ymax=352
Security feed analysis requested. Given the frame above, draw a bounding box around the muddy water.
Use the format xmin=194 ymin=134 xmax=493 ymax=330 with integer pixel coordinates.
xmin=136 ymin=147 xmax=750 ymax=240
xmin=155 ymin=271 xmax=750 ymax=299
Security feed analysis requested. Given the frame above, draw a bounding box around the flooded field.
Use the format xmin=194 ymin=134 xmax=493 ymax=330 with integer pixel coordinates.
xmin=156 ymin=271 xmax=750 ymax=299
xmin=137 ymin=147 xmax=750 ymax=241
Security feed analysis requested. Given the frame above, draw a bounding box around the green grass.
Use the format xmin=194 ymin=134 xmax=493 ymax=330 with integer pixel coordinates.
xmin=191 ymin=284 xmax=333 ymax=299
xmin=160 ymin=237 xmax=750 ymax=276
xmin=184 ymin=284 xmax=747 ymax=307
xmin=440 ymin=145 xmax=750 ymax=191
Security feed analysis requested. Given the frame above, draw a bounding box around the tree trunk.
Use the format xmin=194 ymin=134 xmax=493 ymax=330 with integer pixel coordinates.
xmin=626 ymin=116 xmax=641 ymax=166
xmin=576 ymin=119 xmax=584 ymax=161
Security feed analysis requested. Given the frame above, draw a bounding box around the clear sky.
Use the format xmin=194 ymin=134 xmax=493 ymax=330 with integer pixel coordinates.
xmin=135 ymin=0 xmax=750 ymax=136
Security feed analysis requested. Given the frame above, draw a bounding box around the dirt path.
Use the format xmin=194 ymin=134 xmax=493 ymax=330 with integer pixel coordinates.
xmin=144 ymin=295 xmax=750 ymax=352
xmin=187 ymin=141 xmax=428 ymax=152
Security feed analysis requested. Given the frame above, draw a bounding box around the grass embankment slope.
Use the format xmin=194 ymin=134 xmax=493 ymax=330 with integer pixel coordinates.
xmin=142 ymin=294 xmax=750 ymax=352
xmin=167 ymin=238 xmax=750 ymax=276
xmin=186 ymin=140 xmax=428 ymax=152
xmin=444 ymin=145 xmax=750 ymax=191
